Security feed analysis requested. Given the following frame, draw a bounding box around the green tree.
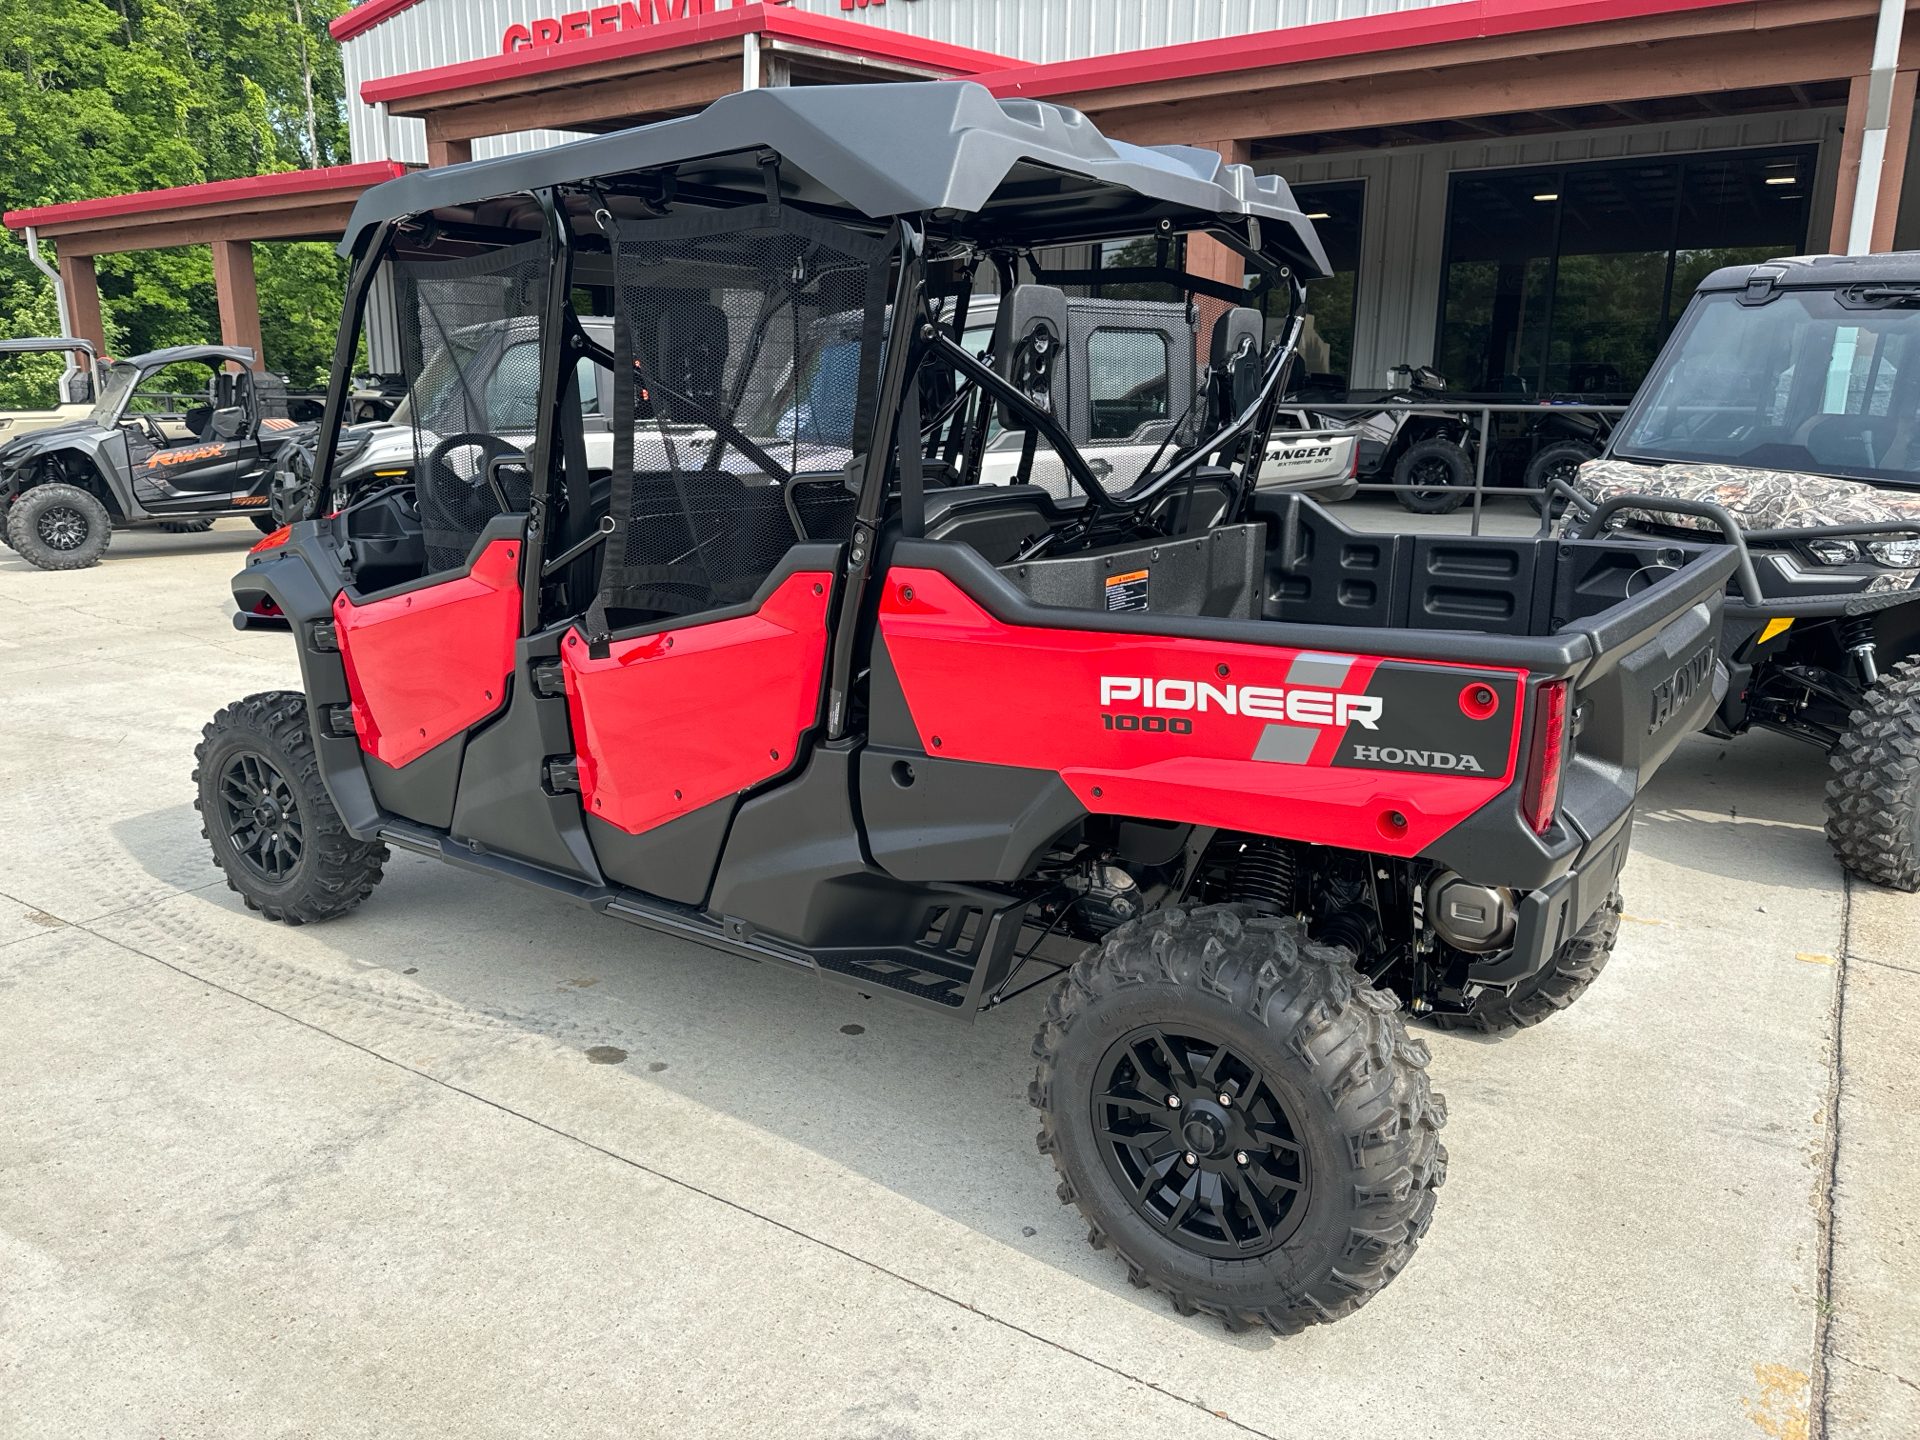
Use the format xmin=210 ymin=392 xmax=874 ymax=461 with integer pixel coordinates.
xmin=0 ymin=0 xmax=350 ymax=396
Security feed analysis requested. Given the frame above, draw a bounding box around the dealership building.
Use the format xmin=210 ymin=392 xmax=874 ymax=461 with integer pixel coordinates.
xmin=8 ymin=0 xmax=1920 ymax=398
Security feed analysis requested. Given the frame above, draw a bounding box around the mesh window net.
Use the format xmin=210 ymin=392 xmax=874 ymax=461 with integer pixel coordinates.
xmin=388 ymin=241 xmax=546 ymax=571
xmin=589 ymin=204 xmax=893 ymax=633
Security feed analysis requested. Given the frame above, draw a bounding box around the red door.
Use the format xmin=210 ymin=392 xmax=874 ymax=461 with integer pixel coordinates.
xmin=560 ymin=570 xmax=835 ymax=835
xmin=334 ymin=539 xmax=524 ymax=768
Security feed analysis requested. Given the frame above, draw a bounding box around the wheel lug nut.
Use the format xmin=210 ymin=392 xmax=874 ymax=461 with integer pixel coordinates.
xmin=1235 ymin=1151 xmax=1248 ymax=1165
xmin=1166 ymin=1095 xmax=1181 ymax=1109
xmin=1184 ymin=1151 xmax=1197 ymax=1166
xmin=1218 ymin=1092 xmax=1232 ymax=1106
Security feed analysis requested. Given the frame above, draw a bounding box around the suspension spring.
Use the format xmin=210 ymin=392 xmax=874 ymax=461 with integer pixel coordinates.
xmin=1843 ymin=615 xmax=1881 ymax=686
xmin=1229 ymin=844 xmax=1297 ymax=914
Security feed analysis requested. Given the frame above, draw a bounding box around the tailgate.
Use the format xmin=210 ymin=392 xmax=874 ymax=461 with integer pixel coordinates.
xmin=1557 ymin=543 xmax=1739 ymax=789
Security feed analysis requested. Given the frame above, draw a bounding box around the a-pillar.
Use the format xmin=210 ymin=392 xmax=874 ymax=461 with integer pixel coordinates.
xmin=1832 ymin=65 xmax=1920 ymax=253
xmin=211 ymin=239 xmax=266 ymax=372
xmin=59 ymin=252 xmax=108 ymax=360
xmin=1188 ymin=139 xmax=1255 ymax=344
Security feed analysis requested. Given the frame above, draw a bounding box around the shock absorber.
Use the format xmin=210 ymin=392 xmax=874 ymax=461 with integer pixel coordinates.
xmin=1844 ymin=615 xmax=1880 ymax=687
xmin=1229 ymin=843 xmax=1297 ymax=915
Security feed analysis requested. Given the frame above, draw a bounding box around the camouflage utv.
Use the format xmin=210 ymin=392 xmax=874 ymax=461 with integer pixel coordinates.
xmin=1570 ymin=254 xmax=1920 ymax=889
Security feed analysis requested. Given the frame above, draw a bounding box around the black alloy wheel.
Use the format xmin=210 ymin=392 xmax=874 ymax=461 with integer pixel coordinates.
xmin=1525 ymin=440 xmax=1598 ymax=517
xmin=217 ymin=750 xmax=305 ymax=882
xmin=1093 ymin=1025 xmax=1310 ymax=1259
xmin=37 ymin=502 xmax=90 ymax=551
xmin=1393 ymin=437 xmax=1471 ymax=514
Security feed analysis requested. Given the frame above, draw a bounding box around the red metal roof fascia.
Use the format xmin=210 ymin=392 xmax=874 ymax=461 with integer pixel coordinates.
xmin=977 ymin=0 xmax=1767 ymax=99
xmin=359 ymin=4 xmax=1015 ymax=106
xmin=3 ymin=162 xmax=412 ymax=231
xmin=332 ymin=0 xmax=427 ymax=44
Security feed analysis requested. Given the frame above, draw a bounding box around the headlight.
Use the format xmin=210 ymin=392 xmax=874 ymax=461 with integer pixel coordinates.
xmin=1802 ymin=539 xmax=1860 ymax=565
xmin=1866 ymin=537 xmax=1920 ymax=567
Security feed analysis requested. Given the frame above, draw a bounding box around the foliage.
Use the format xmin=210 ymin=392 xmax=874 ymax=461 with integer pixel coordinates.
xmin=0 ymin=0 xmax=350 ymax=402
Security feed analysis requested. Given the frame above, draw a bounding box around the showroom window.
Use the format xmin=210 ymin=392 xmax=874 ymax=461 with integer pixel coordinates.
xmin=1086 ymin=328 xmax=1171 ymax=439
xmin=1436 ymin=146 xmax=1816 ymax=397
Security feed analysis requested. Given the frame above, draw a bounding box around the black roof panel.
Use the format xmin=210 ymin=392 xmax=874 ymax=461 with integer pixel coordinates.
xmin=342 ymin=82 xmax=1331 ymax=277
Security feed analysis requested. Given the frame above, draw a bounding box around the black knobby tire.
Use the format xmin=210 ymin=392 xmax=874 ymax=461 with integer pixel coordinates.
xmin=1427 ymin=891 xmax=1622 ymax=1033
xmin=251 ymin=514 xmax=283 ymax=534
xmin=1825 ymin=657 xmax=1920 ymax=891
xmin=1393 ymin=438 xmax=1471 ymax=515
xmin=194 ymin=691 xmax=388 ymax=925
xmin=5 ymin=482 xmax=112 ymax=570
xmin=1524 ymin=440 xmax=1598 ymax=517
xmin=159 ymin=517 xmax=217 ymax=533
xmin=1030 ymin=904 xmax=1446 ymax=1334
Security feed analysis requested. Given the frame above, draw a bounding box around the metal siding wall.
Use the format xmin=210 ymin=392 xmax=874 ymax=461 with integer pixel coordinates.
xmin=1265 ymin=111 xmax=1846 ymax=387
xmin=339 ymin=0 xmax=1463 ymax=164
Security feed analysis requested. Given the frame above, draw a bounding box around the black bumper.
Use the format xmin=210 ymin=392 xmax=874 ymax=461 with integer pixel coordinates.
xmin=1467 ymin=805 xmax=1633 ymax=988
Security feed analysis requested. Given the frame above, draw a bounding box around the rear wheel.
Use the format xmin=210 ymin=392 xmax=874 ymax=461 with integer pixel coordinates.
xmin=1393 ymin=438 xmax=1471 ymax=514
xmin=1825 ymin=658 xmax=1920 ymax=891
xmin=5 ymin=483 xmax=112 ymax=570
xmin=1426 ymin=891 xmax=1621 ymax=1033
xmin=251 ymin=514 xmax=282 ymax=534
xmin=1031 ymin=904 xmax=1446 ymax=1334
xmin=194 ymin=691 xmax=388 ymax=924
xmin=158 ymin=517 xmax=217 ymax=533
xmin=1524 ymin=441 xmax=1598 ymax=517
xmin=269 ymin=448 xmax=319 ymax=527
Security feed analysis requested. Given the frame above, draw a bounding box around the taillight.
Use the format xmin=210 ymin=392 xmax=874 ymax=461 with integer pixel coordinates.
xmin=250 ymin=524 xmax=291 ymax=554
xmin=1521 ymin=679 xmax=1568 ymax=835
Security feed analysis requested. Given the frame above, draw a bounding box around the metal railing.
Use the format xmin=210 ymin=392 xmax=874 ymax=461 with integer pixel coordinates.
xmin=1282 ymin=400 xmax=1630 ymax=536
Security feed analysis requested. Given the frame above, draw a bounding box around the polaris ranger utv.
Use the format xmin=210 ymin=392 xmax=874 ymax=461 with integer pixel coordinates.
xmin=203 ymin=83 xmax=1737 ymax=1334
xmin=1570 ymin=254 xmax=1920 ymax=889
xmin=0 ymin=346 xmax=319 ymax=570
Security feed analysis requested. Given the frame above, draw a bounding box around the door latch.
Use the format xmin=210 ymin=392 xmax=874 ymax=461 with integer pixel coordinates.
xmin=530 ymin=660 xmax=567 ymax=698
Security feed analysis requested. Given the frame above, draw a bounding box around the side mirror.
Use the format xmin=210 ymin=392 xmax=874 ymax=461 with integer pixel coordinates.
xmin=993 ymin=284 xmax=1069 ymax=428
xmin=210 ymin=406 xmax=246 ymax=440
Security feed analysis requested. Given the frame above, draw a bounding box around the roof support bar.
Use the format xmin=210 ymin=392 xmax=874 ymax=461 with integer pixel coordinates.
xmin=1847 ymin=0 xmax=1908 ymax=254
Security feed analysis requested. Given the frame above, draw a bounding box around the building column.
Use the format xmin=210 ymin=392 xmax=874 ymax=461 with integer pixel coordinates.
xmin=211 ymin=239 xmax=266 ymax=372
xmin=1188 ymin=139 xmax=1255 ymax=344
xmin=59 ymin=252 xmax=108 ymax=360
xmin=427 ymin=135 xmax=473 ymax=167
xmin=1833 ymin=67 xmax=1920 ymax=253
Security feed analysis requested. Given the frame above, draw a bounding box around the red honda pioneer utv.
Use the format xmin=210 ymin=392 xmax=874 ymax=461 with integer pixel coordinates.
xmin=201 ymin=83 xmax=1738 ymax=1334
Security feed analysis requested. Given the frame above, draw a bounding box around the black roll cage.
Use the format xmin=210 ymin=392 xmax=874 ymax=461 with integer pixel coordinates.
xmin=311 ymin=162 xmax=1308 ymax=676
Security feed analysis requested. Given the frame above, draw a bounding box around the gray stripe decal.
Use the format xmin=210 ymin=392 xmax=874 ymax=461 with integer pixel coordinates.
xmin=1251 ymin=724 xmax=1318 ymax=765
xmin=1287 ymin=651 xmax=1354 ymax=688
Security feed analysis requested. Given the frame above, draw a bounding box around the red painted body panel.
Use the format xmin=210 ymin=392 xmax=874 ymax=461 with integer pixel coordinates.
xmin=334 ymin=540 xmax=523 ymax=769
xmin=562 ymin=571 xmax=833 ymax=835
xmin=878 ymin=568 xmax=1528 ymax=858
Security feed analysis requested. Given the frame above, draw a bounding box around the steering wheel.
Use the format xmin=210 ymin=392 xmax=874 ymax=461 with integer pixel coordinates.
xmin=137 ymin=413 xmax=169 ymax=448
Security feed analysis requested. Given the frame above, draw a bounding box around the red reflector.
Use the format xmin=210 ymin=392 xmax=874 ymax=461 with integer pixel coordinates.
xmin=250 ymin=525 xmax=291 ymax=554
xmin=1522 ymin=680 xmax=1568 ymax=835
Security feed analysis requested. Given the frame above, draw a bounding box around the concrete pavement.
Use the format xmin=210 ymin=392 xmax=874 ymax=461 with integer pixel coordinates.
xmin=1 ymin=517 xmax=1913 ymax=1438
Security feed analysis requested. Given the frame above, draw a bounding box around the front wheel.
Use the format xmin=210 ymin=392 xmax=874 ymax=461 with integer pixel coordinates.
xmin=4 ymin=482 xmax=112 ymax=570
xmin=1030 ymin=904 xmax=1446 ymax=1334
xmin=1393 ymin=438 xmax=1471 ymax=514
xmin=1825 ymin=657 xmax=1920 ymax=891
xmin=1524 ymin=441 xmax=1598 ymax=517
xmin=194 ymin=691 xmax=388 ymax=924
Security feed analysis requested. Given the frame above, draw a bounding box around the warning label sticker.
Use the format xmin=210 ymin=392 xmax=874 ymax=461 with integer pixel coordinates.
xmin=1105 ymin=568 xmax=1149 ymax=613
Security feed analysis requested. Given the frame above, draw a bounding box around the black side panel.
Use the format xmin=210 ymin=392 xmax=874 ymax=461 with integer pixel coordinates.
xmin=860 ymin=748 xmax=1085 ymax=882
xmin=588 ymin=798 xmax=736 ymax=904
xmin=450 ymin=637 xmax=602 ymax=883
xmin=867 ymin=636 xmax=923 ymax=751
xmin=365 ymin=733 xmax=466 ymax=829
xmin=1406 ymin=536 xmax=1537 ymax=636
xmin=998 ymin=525 xmax=1261 ymax=619
xmin=706 ymin=743 xmax=873 ymax=945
